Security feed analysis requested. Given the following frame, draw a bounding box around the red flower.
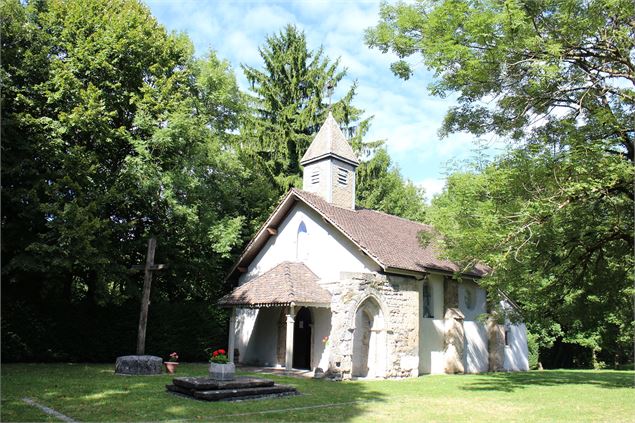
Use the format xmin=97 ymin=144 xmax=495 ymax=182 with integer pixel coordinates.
xmin=218 ymin=349 xmax=226 ymax=354
xmin=213 ymin=351 xmax=218 ymax=357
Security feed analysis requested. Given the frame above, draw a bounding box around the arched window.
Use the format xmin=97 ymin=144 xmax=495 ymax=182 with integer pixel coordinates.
xmin=422 ymin=281 xmax=434 ymax=318
xmin=296 ymin=221 xmax=308 ymax=260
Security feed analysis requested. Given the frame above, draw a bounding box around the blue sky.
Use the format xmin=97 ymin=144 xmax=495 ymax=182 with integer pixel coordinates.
xmin=145 ymin=0 xmax=497 ymax=199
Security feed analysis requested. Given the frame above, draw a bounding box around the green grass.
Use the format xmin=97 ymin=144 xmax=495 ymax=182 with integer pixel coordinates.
xmin=1 ymin=363 xmax=634 ymax=422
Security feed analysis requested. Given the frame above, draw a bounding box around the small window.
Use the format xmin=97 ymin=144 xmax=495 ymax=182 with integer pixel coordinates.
xmin=504 ymin=325 xmax=511 ymax=346
xmin=465 ymin=287 xmax=475 ymax=310
xmin=296 ymin=221 xmax=308 ymax=260
xmin=422 ymin=282 xmax=433 ymax=318
xmin=311 ymin=169 xmax=319 ymax=184
xmin=337 ymin=167 xmax=348 ymax=185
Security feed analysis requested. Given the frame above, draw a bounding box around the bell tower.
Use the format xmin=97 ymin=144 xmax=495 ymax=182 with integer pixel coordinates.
xmin=300 ymin=112 xmax=359 ymax=209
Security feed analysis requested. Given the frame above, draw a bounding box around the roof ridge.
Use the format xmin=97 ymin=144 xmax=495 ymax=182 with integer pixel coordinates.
xmin=360 ymin=207 xmax=434 ymax=229
xmin=294 ymin=189 xmax=361 ymax=213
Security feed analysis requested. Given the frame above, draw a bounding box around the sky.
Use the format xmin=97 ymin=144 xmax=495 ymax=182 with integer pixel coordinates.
xmin=145 ymin=0 xmax=498 ymax=200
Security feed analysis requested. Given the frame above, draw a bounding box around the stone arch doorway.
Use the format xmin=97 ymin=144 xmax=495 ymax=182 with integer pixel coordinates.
xmin=352 ymin=297 xmax=386 ymax=378
xmin=293 ymin=307 xmax=312 ymax=369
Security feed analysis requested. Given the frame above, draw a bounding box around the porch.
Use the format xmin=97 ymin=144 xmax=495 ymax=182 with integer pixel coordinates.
xmin=218 ymin=262 xmax=332 ymax=372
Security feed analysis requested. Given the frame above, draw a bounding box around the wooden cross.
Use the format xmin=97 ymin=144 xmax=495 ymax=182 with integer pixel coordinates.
xmin=130 ymin=237 xmax=166 ymax=355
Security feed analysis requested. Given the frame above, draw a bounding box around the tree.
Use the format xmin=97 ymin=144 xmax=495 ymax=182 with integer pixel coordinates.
xmin=357 ymin=148 xmax=426 ymax=221
xmin=241 ymin=24 xmax=373 ymax=192
xmin=242 ymin=24 xmax=426 ymax=220
xmin=427 ymin=146 xmax=633 ymax=366
xmin=367 ymin=0 xmax=634 ymax=365
xmin=1 ymin=0 xmax=269 ymax=305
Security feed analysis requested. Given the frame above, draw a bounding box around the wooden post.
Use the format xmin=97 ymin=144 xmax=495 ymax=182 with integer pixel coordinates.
xmin=131 ymin=237 xmax=166 ymax=356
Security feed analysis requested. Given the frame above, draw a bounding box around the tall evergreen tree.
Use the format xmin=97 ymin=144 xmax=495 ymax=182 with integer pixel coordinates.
xmin=241 ymin=25 xmax=373 ymax=192
xmin=242 ymin=24 xmax=426 ymax=220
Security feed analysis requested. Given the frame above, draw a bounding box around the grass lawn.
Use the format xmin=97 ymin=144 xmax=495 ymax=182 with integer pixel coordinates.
xmin=1 ymin=364 xmax=634 ymax=422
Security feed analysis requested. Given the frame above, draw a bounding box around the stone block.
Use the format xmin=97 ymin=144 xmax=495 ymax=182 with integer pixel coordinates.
xmin=166 ymin=376 xmax=297 ymax=401
xmin=173 ymin=376 xmax=274 ymax=390
xmin=115 ymin=355 xmax=163 ymax=375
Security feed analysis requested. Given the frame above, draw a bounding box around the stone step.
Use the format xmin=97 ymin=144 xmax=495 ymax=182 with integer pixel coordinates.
xmin=172 ymin=376 xmax=274 ymax=391
xmin=166 ymin=383 xmax=298 ymax=401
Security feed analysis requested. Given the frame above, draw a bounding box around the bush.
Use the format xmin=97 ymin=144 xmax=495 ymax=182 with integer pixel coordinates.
xmin=527 ymin=330 xmax=540 ymax=370
xmin=1 ymin=301 xmax=228 ymax=362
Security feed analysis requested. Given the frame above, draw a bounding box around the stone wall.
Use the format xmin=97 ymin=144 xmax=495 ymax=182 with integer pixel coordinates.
xmin=443 ymin=308 xmax=465 ymax=373
xmin=325 ymin=271 xmax=419 ymax=379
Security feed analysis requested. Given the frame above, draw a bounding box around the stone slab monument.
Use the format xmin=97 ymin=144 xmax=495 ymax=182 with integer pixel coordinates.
xmin=115 ymin=237 xmax=166 ymax=375
xmin=116 ymin=355 xmax=163 ymax=375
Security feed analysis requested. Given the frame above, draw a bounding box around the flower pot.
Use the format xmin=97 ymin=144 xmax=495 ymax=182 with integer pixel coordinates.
xmin=164 ymin=362 xmax=179 ymax=374
xmin=209 ymin=362 xmax=235 ymax=381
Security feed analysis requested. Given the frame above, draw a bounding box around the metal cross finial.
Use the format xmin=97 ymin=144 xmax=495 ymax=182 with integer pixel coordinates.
xmin=326 ymin=79 xmax=335 ymax=109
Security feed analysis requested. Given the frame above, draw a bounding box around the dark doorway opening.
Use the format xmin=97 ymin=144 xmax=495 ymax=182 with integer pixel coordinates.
xmin=293 ymin=307 xmax=312 ymax=369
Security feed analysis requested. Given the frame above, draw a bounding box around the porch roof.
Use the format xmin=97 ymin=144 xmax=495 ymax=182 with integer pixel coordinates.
xmin=218 ymin=261 xmax=331 ymax=308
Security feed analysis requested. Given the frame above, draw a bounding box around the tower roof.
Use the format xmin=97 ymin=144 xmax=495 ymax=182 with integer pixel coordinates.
xmin=300 ymin=112 xmax=359 ymax=166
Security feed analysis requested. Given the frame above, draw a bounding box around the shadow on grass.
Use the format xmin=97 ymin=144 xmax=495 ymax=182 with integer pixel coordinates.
xmin=460 ymin=370 xmax=635 ymax=393
xmin=2 ymin=363 xmax=387 ymax=422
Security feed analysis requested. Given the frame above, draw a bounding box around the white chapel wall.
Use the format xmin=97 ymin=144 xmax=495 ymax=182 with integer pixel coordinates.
xmin=312 ymin=307 xmax=332 ymax=370
xmin=419 ymin=274 xmax=445 ymax=374
xmin=419 ymin=274 xmax=500 ymax=374
xmin=235 ymin=202 xmax=377 ymax=367
xmin=504 ymin=323 xmax=530 ymax=371
xmin=236 ymin=307 xmax=279 ymax=366
xmin=240 ymin=202 xmax=379 ymax=285
xmin=464 ymin=321 xmax=489 ymax=373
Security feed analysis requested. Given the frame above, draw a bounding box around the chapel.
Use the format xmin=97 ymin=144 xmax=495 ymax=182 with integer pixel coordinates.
xmin=219 ymin=113 xmax=529 ymax=378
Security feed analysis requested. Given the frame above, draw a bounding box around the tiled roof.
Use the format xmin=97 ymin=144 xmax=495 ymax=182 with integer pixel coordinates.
xmin=218 ymin=261 xmax=332 ymax=308
xmin=227 ymin=189 xmax=488 ymax=283
xmin=292 ymin=189 xmax=488 ymax=276
xmin=300 ymin=112 xmax=359 ymax=166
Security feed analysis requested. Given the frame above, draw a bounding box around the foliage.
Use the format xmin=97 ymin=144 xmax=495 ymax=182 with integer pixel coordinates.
xmin=1 ymin=0 xmax=271 ymax=306
xmin=167 ymin=352 xmax=179 ymax=363
xmin=527 ymin=331 xmax=540 ymax=370
xmin=367 ymin=0 xmax=634 ymax=364
xmin=0 ymin=301 xmax=227 ymax=362
xmin=242 ymin=24 xmax=426 ymax=220
xmin=356 ymin=148 xmax=426 ymax=221
xmin=241 ymin=24 xmax=374 ymax=193
xmin=208 ymin=348 xmax=229 ymax=364
xmin=427 ymin=145 xmax=633 ymax=365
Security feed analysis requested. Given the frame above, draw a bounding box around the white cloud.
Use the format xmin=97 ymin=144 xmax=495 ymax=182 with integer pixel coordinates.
xmin=418 ymin=178 xmax=446 ymax=203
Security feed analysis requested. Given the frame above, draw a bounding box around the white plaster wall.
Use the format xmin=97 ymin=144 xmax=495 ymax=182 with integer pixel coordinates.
xmin=235 ymin=308 xmax=256 ymax=363
xmin=419 ymin=318 xmax=445 ymax=374
xmin=237 ymin=307 xmax=279 ymax=366
xmin=464 ymin=321 xmax=489 ymax=373
xmin=240 ymin=202 xmax=379 ymax=285
xmin=504 ymin=323 xmax=530 ymax=371
xmin=312 ymin=308 xmax=332 ymax=370
xmin=419 ymin=274 xmax=445 ymax=374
